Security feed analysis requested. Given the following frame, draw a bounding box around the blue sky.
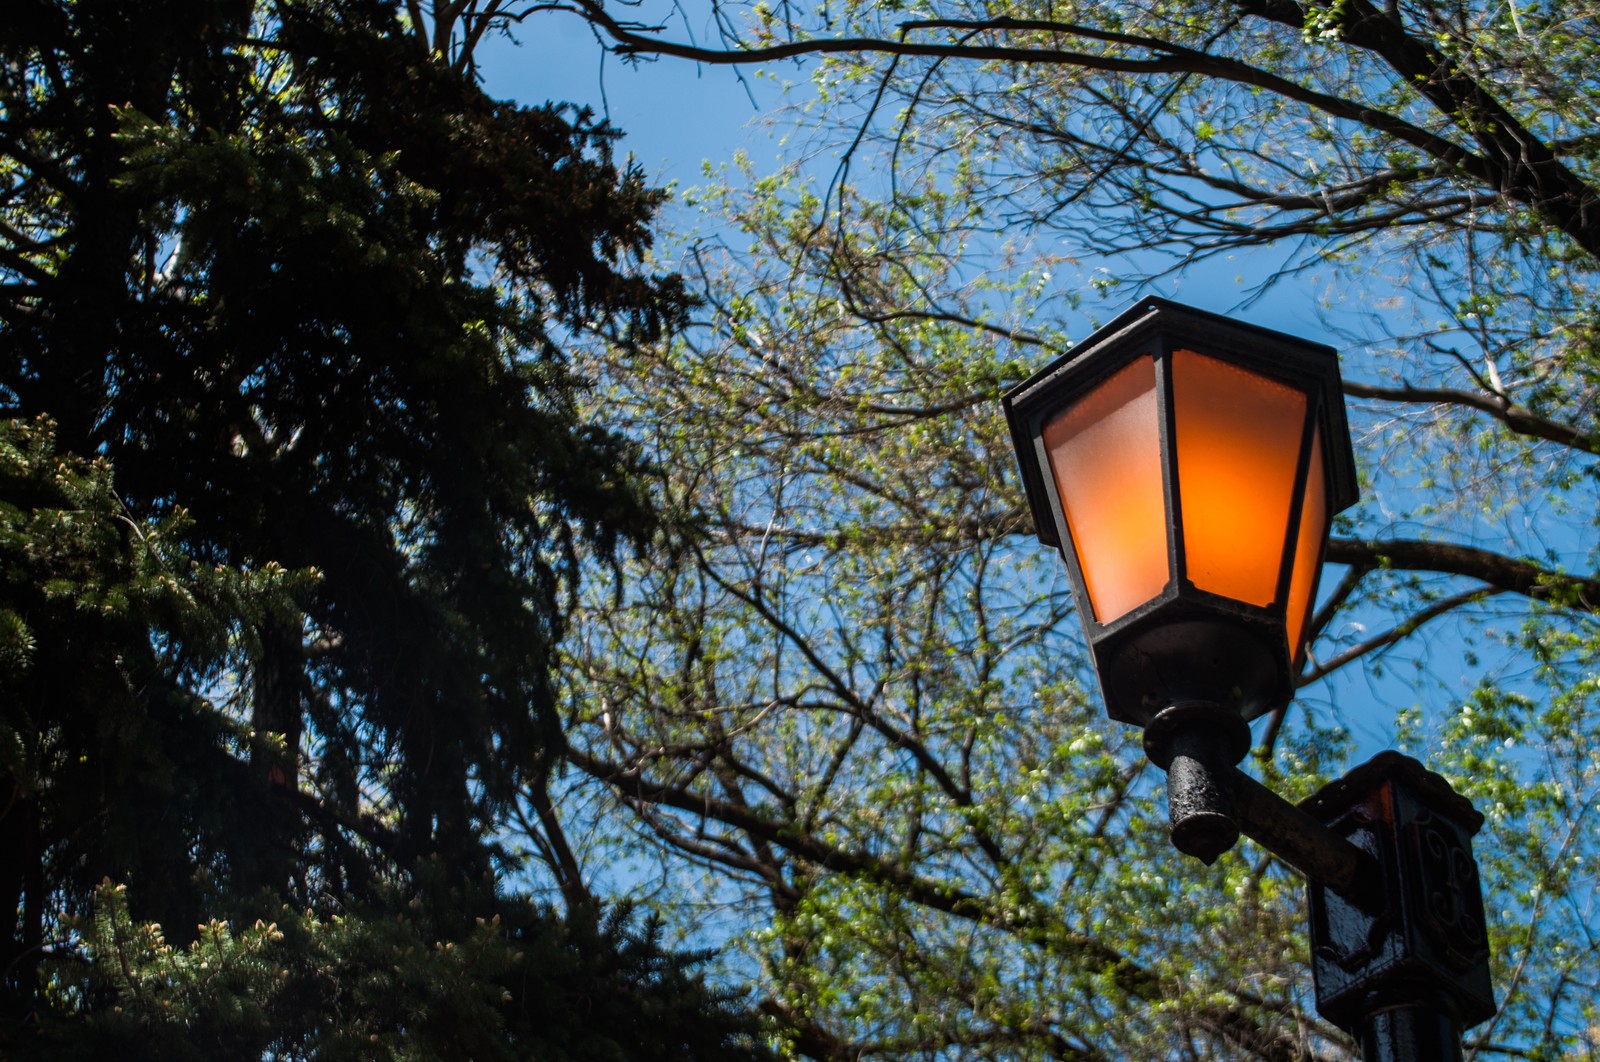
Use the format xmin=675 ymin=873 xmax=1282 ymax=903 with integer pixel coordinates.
xmin=477 ymin=13 xmax=781 ymax=189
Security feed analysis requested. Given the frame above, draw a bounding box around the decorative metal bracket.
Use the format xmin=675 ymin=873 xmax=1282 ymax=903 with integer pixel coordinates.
xmin=1299 ymin=752 xmax=1495 ymax=1059
xmin=1144 ymin=706 xmax=1495 ymax=1061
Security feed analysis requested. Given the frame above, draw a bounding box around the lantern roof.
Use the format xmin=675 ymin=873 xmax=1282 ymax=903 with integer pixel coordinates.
xmin=1003 ymin=297 xmax=1359 ymax=549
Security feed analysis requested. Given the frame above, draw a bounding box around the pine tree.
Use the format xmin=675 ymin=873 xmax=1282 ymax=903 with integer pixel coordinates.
xmin=0 ymin=1 xmax=768 ymax=1055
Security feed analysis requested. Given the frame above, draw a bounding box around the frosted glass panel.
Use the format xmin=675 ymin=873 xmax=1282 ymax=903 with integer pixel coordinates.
xmin=1285 ymin=428 xmax=1328 ymax=666
xmin=1042 ymin=357 xmax=1169 ymax=623
xmin=1172 ymin=349 xmax=1307 ymax=607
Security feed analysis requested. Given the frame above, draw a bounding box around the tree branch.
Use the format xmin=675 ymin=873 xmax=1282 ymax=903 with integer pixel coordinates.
xmin=1300 ymin=584 xmax=1502 ymax=685
xmin=568 ymin=744 xmax=1332 ymax=1059
xmin=1326 ymin=538 xmax=1599 ymax=612
xmin=1344 ymin=378 xmax=1599 ymax=454
xmin=558 ymin=5 xmax=1489 ymax=193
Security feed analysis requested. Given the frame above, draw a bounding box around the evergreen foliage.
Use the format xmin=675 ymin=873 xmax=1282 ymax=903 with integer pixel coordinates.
xmin=1 ymin=1 xmax=768 ymax=1056
xmin=35 ymin=881 xmax=762 ymax=1062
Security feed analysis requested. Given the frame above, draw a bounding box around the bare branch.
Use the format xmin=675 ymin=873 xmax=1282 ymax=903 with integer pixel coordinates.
xmin=1300 ymin=584 xmax=1503 ymax=685
xmin=1345 ymin=378 xmax=1599 ymax=454
xmin=1326 ymin=538 xmax=1599 ymax=612
xmin=559 ymin=4 xmax=1492 ymax=200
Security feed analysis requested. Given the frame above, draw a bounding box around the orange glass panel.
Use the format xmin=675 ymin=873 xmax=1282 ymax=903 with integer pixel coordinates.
xmin=1172 ymin=349 xmax=1307 ymax=607
xmin=1285 ymin=428 xmax=1328 ymax=667
xmin=1042 ymin=357 xmax=1169 ymax=623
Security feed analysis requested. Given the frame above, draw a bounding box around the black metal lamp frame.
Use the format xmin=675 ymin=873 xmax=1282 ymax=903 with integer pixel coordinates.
xmin=1003 ymin=297 xmax=1359 ymax=730
xmin=1002 ymin=299 xmax=1494 ymax=1059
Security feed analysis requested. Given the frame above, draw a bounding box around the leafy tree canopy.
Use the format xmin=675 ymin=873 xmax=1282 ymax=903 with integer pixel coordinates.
xmin=477 ymin=0 xmax=1600 ymax=1057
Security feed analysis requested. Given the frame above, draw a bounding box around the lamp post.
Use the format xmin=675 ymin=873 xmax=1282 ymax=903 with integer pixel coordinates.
xmin=1002 ymin=298 xmax=1494 ymax=1061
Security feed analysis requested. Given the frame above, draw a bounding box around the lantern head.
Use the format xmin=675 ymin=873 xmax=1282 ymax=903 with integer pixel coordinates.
xmin=1004 ymin=298 xmax=1358 ymax=728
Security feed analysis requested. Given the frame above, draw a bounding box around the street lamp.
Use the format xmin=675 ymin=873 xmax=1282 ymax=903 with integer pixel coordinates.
xmin=1003 ymin=298 xmax=1495 ymax=1061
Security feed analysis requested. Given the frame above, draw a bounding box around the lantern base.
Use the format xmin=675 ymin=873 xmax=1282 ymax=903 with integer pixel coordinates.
xmin=1098 ymin=615 xmax=1288 ymax=727
xmin=1144 ymin=702 xmax=1252 ymax=864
